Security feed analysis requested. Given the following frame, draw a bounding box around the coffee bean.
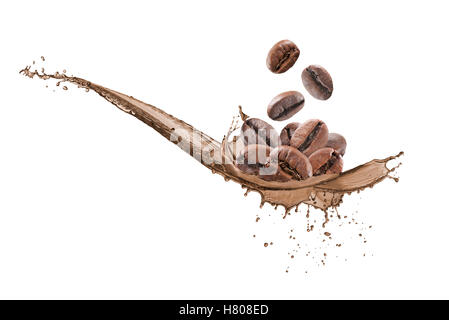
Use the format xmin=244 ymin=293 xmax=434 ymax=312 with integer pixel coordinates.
xmin=280 ymin=122 xmax=300 ymax=146
xmin=290 ymin=119 xmax=329 ymax=156
xmin=308 ymin=147 xmax=344 ymax=176
xmin=241 ymin=118 xmax=281 ymax=148
xmin=301 ymin=65 xmax=333 ymax=100
xmin=266 ymin=40 xmax=300 ymax=74
xmin=270 ymin=146 xmax=312 ymax=181
xmin=236 ymin=144 xmax=271 ymax=176
xmin=267 ymin=91 xmax=305 ymax=121
xmin=326 ymin=133 xmax=347 ymax=156
xmin=236 ymin=144 xmax=290 ymax=182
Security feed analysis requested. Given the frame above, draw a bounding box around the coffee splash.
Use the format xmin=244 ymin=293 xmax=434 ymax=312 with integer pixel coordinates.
xmin=19 ymin=65 xmax=403 ymax=213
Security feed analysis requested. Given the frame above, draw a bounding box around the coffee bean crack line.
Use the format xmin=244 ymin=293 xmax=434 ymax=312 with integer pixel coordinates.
xmin=275 ymin=50 xmax=295 ymax=72
xmin=279 ymin=161 xmax=304 ymax=180
xmin=306 ymin=67 xmax=332 ymax=95
xmin=298 ymin=122 xmax=323 ymax=152
xmin=273 ymin=100 xmax=304 ymax=120
xmin=286 ymin=127 xmax=295 ymax=140
xmin=315 ymin=152 xmax=339 ymax=176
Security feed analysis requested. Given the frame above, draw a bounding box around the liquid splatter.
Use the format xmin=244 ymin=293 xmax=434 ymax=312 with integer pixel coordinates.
xmin=19 ymin=65 xmax=403 ymax=215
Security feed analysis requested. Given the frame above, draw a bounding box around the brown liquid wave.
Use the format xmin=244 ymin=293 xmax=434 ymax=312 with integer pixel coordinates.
xmin=19 ymin=66 xmax=403 ymax=213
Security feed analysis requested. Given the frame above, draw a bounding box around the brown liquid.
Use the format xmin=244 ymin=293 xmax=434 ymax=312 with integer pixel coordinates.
xmin=19 ymin=65 xmax=403 ymax=213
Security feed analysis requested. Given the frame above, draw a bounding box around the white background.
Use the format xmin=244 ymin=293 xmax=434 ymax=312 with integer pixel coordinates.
xmin=0 ymin=0 xmax=448 ymax=299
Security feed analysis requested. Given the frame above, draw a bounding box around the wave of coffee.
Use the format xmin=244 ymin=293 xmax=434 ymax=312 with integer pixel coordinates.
xmin=19 ymin=65 xmax=403 ymax=213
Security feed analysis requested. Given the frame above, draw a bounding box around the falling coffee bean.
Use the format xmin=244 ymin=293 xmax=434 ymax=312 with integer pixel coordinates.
xmin=280 ymin=122 xmax=300 ymax=146
xmin=267 ymin=91 xmax=305 ymax=121
xmin=301 ymin=65 xmax=333 ymax=100
xmin=308 ymin=147 xmax=344 ymax=176
xmin=241 ymin=118 xmax=281 ymax=148
xmin=266 ymin=40 xmax=300 ymax=74
xmin=326 ymin=133 xmax=347 ymax=156
xmin=270 ymin=146 xmax=312 ymax=181
xmin=290 ymin=119 xmax=329 ymax=156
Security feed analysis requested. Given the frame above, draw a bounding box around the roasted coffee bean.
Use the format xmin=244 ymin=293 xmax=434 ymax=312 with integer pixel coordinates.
xmin=236 ymin=144 xmax=290 ymax=182
xmin=280 ymin=122 xmax=300 ymax=146
xmin=270 ymin=146 xmax=312 ymax=181
xmin=241 ymin=118 xmax=281 ymax=148
xmin=326 ymin=133 xmax=347 ymax=156
xmin=267 ymin=91 xmax=305 ymax=121
xmin=290 ymin=119 xmax=329 ymax=156
xmin=235 ymin=144 xmax=271 ymax=176
xmin=309 ymin=147 xmax=344 ymax=176
xmin=301 ymin=65 xmax=333 ymax=100
xmin=266 ymin=40 xmax=300 ymax=74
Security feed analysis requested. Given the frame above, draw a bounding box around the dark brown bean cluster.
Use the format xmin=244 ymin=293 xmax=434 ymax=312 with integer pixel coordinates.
xmin=235 ymin=40 xmax=344 ymax=182
xmin=236 ymin=118 xmax=346 ymax=182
